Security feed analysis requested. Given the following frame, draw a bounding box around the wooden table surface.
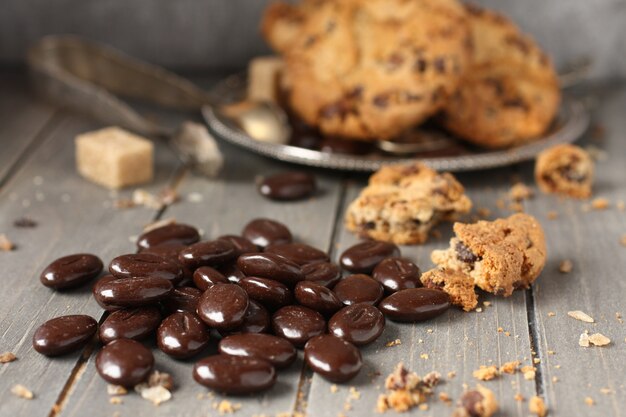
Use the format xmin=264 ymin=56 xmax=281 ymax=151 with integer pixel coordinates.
xmin=0 ymin=71 xmax=624 ymax=417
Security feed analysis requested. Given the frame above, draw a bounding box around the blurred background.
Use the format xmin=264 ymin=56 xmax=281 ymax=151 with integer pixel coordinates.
xmin=2 ymin=0 xmax=625 ymax=79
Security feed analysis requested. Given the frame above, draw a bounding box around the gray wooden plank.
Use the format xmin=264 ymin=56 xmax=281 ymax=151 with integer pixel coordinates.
xmin=0 ymin=72 xmax=58 ymax=182
xmin=58 ymin=141 xmax=346 ymax=417
xmin=527 ymin=86 xmax=626 ymax=417
xmin=306 ymin=176 xmax=538 ymax=417
xmin=0 ymin=112 xmax=180 ymax=417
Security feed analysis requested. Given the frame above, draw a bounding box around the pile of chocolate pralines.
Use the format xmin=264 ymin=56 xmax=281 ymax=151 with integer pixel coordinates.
xmin=32 ymin=218 xmax=451 ymax=394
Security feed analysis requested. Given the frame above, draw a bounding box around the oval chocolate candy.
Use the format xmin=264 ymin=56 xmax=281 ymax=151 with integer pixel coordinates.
xmin=378 ymin=288 xmax=450 ymax=322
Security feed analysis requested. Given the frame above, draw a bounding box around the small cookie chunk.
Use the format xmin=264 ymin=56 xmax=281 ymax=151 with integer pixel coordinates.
xmin=439 ymin=5 xmax=560 ymax=148
xmin=452 ymin=385 xmax=499 ymax=417
xmin=421 ymin=268 xmax=478 ymax=311
xmin=345 ymin=163 xmax=472 ymax=245
xmin=535 ymin=144 xmax=594 ymax=198
xmin=263 ymin=0 xmax=471 ymax=140
xmin=431 ymin=213 xmax=546 ymax=296
xmin=247 ymin=56 xmax=284 ymax=104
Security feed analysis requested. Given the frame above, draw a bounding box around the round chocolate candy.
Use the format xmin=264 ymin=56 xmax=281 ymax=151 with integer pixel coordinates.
xmin=333 ymin=274 xmax=384 ymax=306
xmin=302 ymin=262 xmax=342 ymax=288
xmin=372 ymin=257 xmax=422 ymax=293
xmin=109 ymin=253 xmax=183 ymax=284
xmin=192 ymin=266 xmax=228 ymax=290
xmin=96 ymin=339 xmax=154 ymax=387
xmin=32 ymin=315 xmax=98 ymax=356
xmin=218 ymin=263 xmax=246 ymax=284
xmin=339 ymin=241 xmax=400 ymax=273
xmin=304 ymin=335 xmax=362 ymax=383
xmin=237 ymin=253 xmax=303 ymax=287
xmin=378 ymin=288 xmax=450 ymax=322
xmin=157 ymin=312 xmax=210 ymax=358
xmin=99 ymin=307 xmax=161 ymax=344
xmin=196 ymin=284 xmax=249 ymax=330
xmin=94 ymin=276 xmax=173 ymax=308
xmin=271 ymin=305 xmax=326 ymax=347
xmin=178 ymin=240 xmax=237 ymax=270
xmin=258 ymin=172 xmax=316 ymax=201
xmin=265 ymin=243 xmax=328 ymax=266
xmin=193 ymin=354 xmax=276 ymax=394
xmin=136 ymin=223 xmax=200 ymax=250
xmin=40 ymin=254 xmax=103 ymax=290
xmin=328 ymin=303 xmax=385 ymax=346
xmin=294 ymin=281 xmax=343 ymax=315
xmin=239 ymin=276 xmax=293 ymax=311
xmin=217 ymin=235 xmax=258 ymax=256
xmin=242 ymin=218 xmax=292 ymax=248
xmin=219 ymin=333 xmax=297 ymax=369
xmin=220 ymin=300 xmax=270 ymax=336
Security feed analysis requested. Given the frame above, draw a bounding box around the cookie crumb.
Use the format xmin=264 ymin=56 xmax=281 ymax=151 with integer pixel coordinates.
xmin=0 ymin=234 xmax=15 ymax=251
xmin=439 ymin=392 xmax=452 ymax=404
xmin=620 ymin=235 xmax=626 ymax=247
xmin=109 ymin=397 xmax=123 ymax=405
xmin=107 ymin=385 xmax=128 ymax=395
xmin=514 ymin=393 xmax=525 ymax=402
xmin=567 ymin=310 xmax=594 ymax=323
xmin=11 ymin=384 xmax=34 ymax=399
xmin=477 ymin=207 xmax=492 ymax=218
xmin=509 ymin=183 xmax=534 ymax=202
xmin=588 ymin=333 xmax=611 ymax=346
xmin=385 ymin=339 xmax=402 ymax=347
xmin=548 ymin=312 xmax=556 ymax=317
xmin=138 ymin=386 xmax=171 ymax=406
xmin=420 ymin=353 xmax=429 ymax=360
xmin=558 ymin=260 xmax=573 ymax=273
xmin=579 ymin=332 xmax=591 ymax=347
xmin=616 ymin=200 xmax=625 ymax=211
xmin=529 ymin=396 xmax=547 ymax=417
xmin=521 ymin=365 xmax=536 ymax=380
xmin=447 ymin=371 xmax=457 ymax=379
xmin=546 ymin=211 xmax=559 ymax=220
xmin=499 ymin=361 xmax=520 ymax=374
xmin=584 ymin=397 xmax=594 ymax=406
xmin=376 ymin=363 xmax=440 ymax=413
xmin=0 ymin=352 xmax=17 ymax=363
xmin=452 ymin=385 xmax=498 ymax=417
xmin=590 ymin=198 xmax=610 ymax=210
xmin=472 ymin=365 xmax=499 ymax=381
xmin=330 ymin=384 xmax=338 ymax=393
xmin=215 ymin=400 xmax=242 ymax=414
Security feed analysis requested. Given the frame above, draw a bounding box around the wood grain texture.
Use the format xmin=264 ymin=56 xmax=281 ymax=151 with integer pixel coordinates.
xmin=58 ymin=141 xmax=346 ymax=417
xmin=0 ymin=112 xmax=179 ymax=417
xmin=0 ymin=72 xmax=57 ymax=183
xmin=526 ymin=86 xmax=626 ymax=417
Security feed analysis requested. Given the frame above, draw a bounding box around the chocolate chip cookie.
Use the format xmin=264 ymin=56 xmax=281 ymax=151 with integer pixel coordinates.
xmin=535 ymin=144 xmax=594 ymax=198
xmin=344 ymin=163 xmax=472 ymax=245
xmin=431 ymin=213 xmax=546 ymax=297
xmin=421 ymin=268 xmax=478 ymax=311
xmin=262 ymin=0 xmax=471 ymax=140
xmin=439 ymin=4 xmax=560 ymax=148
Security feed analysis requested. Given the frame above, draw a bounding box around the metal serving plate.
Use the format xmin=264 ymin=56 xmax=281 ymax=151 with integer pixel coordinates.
xmin=203 ymin=73 xmax=590 ymax=172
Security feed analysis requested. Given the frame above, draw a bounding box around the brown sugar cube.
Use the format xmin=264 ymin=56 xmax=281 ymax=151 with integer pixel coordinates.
xmin=247 ymin=56 xmax=284 ymax=104
xmin=75 ymin=127 xmax=153 ymax=189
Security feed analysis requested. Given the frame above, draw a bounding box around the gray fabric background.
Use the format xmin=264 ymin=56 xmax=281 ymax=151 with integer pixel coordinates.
xmin=1 ymin=0 xmax=625 ymax=79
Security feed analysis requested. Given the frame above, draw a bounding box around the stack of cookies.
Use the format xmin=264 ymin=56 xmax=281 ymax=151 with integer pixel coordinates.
xmin=261 ymin=0 xmax=560 ymax=149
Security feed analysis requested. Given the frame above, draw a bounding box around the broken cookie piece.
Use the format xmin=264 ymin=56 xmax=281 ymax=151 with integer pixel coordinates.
xmin=431 ymin=213 xmax=546 ymax=297
xmin=421 ymin=268 xmax=478 ymax=311
xmin=535 ymin=144 xmax=594 ymax=199
xmin=376 ymin=363 xmax=440 ymax=413
xmin=452 ymin=385 xmax=498 ymax=417
xmin=345 ymin=163 xmax=472 ymax=245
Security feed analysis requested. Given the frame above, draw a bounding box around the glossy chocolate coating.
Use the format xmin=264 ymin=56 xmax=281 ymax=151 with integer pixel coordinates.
xmin=302 ymin=262 xmax=342 ymax=288
xmin=271 ymin=305 xmax=326 ymax=347
xmin=304 ymin=335 xmax=362 ymax=383
xmin=94 ymin=276 xmax=173 ymax=308
xmin=217 ymin=235 xmax=258 ymax=256
xmin=193 ymin=354 xmax=276 ymax=394
xmin=40 ymin=254 xmax=103 ymax=290
xmin=178 ymin=240 xmax=237 ymax=270
xmin=218 ymin=263 xmax=246 ymax=284
xmin=219 ymin=333 xmax=297 ymax=368
xmin=109 ymin=253 xmax=183 ymax=284
xmin=139 ymin=243 xmax=186 ymax=263
xmin=99 ymin=307 xmax=161 ymax=344
xmin=264 ymin=243 xmax=329 ymax=266
xmin=157 ymin=312 xmax=210 ymax=358
xmin=192 ymin=266 xmax=228 ymax=290
xmin=378 ymin=288 xmax=450 ymax=322
xmin=328 ymin=303 xmax=385 ymax=346
xmin=220 ymin=300 xmax=270 ymax=336
xmin=258 ymin=172 xmax=316 ymax=201
xmin=239 ymin=276 xmax=293 ymax=310
xmin=372 ymin=257 xmax=422 ymax=293
xmin=242 ymin=218 xmax=292 ymax=248
xmin=294 ymin=281 xmax=343 ymax=315
xmin=339 ymin=241 xmax=400 ymax=273
xmin=196 ymin=284 xmax=249 ymax=330
xmin=333 ymin=274 xmax=384 ymax=306
xmin=162 ymin=286 xmax=203 ymax=314
xmin=136 ymin=223 xmax=200 ymax=250
xmin=237 ymin=253 xmax=303 ymax=287
xmin=32 ymin=315 xmax=97 ymax=356
xmin=96 ymin=339 xmax=154 ymax=386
